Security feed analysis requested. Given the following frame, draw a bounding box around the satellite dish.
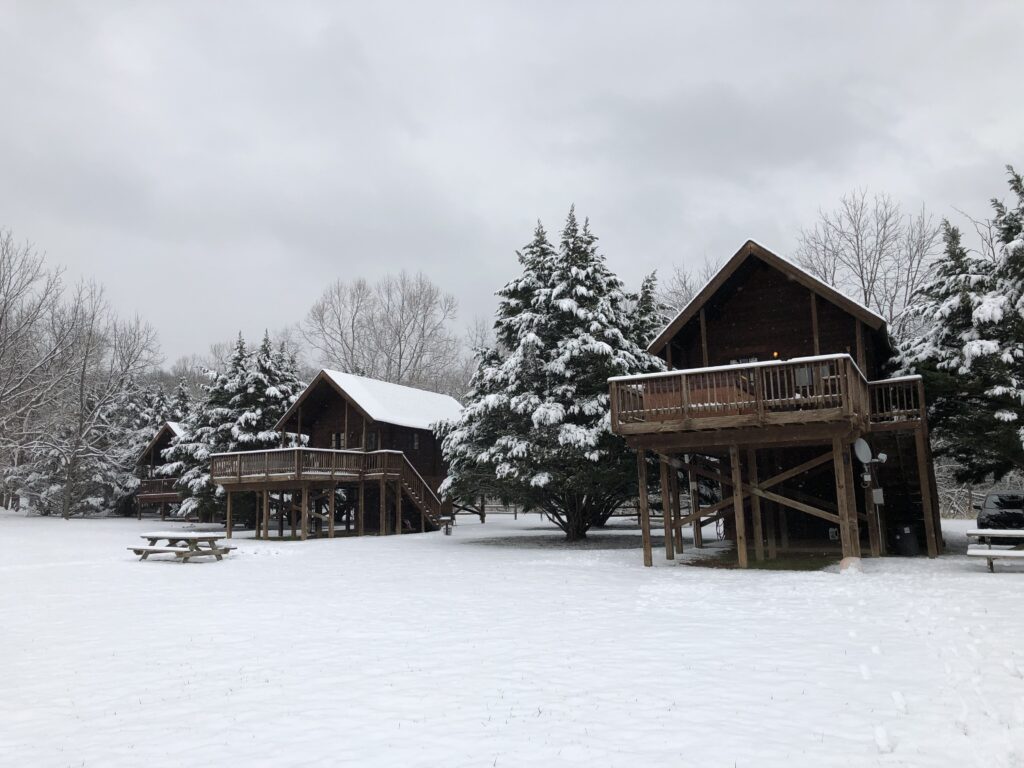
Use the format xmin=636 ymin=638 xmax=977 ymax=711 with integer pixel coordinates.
xmin=853 ymin=438 xmax=873 ymax=464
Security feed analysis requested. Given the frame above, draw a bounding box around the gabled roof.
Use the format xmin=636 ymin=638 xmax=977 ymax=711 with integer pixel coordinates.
xmin=275 ymin=370 xmax=463 ymax=432
xmin=648 ymin=240 xmax=886 ymax=354
xmin=138 ymin=421 xmax=184 ymax=465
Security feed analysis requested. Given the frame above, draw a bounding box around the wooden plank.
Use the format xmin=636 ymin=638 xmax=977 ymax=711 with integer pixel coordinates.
xmin=395 ymin=479 xmax=402 ymax=535
xmin=699 ymin=307 xmax=709 ymax=366
xmin=729 ymin=446 xmax=748 ymax=568
xmin=832 ymin=438 xmax=855 ymax=558
xmin=301 ymin=487 xmax=309 ymax=541
xmin=811 ymin=291 xmax=820 ymax=355
xmin=659 ymin=459 xmax=674 ymax=560
xmin=329 ymin=486 xmax=336 ymax=539
xmin=263 ymin=489 xmax=270 ymax=541
xmin=687 ymin=465 xmax=703 ymax=548
xmin=637 ymin=452 xmax=653 ymax=567
xmin=669 ymin=465 xmax=683 ymax=551
xmin=226 ymin=491 xmax=233 ymax=539
xmin=842 ymin=441 xmax=862 ymax=557
xmin=915 ymin=426 xmax=939 ymax=558
xmin=747 ymin=449 xmax=764 ymax=562
xmin=358 ymin=479 xmax=365 ymax=536
xmin=751 ymin=487 xmax=840 ymax=525
xmin=379 ymin=477 xmax=386 ymax=536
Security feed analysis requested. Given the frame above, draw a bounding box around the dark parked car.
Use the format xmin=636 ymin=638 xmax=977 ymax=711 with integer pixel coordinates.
xmin=977 ymin=492 xmax=1024 ymax=529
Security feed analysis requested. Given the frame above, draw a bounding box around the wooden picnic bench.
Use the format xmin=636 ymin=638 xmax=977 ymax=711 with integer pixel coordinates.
xmin=129 ymin=532 xmax=235 ymax=562
xmin=966 ymin=529 xmax=1024 ymax=572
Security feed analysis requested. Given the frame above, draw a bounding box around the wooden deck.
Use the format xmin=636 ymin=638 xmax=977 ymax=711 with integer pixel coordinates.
xmin=609 ymin=355 xmax=923 ymax=446
xmin=210 ymin=448 xmax=443 ymax=525
xmin=136 ymin=477 xmax=181 ymax=504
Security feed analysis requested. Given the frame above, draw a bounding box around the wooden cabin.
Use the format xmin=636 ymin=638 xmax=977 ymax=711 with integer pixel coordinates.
xmin=209 ymin=370 xmax=462 ymax=540
xmin=136 ymin=421 xmax=184 ymax=517
xmin=609 ymin=240 xmax=941 ymax=567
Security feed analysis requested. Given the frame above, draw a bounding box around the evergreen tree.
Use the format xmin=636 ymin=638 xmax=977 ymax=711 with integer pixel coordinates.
xmin=629 ymin=271 xmax=667 ymax=348
xmin=441 ymin=209 xmax=664 ymax=540
xmin=164 ymin=335 xmax=250 ymax=520
xmin=901 ymin=166 xmax=1024 ymax=480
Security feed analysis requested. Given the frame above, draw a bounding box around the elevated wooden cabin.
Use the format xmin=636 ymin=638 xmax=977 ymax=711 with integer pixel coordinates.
xmin=136 ymin=421 xmax=184 ymax=515
xmin=210 ymin=370 xmax=462 ymax=540
xmin=610 ymin=240 xmax=941 ymax=567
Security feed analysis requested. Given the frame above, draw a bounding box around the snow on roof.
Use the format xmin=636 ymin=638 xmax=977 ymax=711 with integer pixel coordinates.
xmin=166 ymin=421 xmax=183 ymax=437
xmin=322 ymin=370 xmax=463 ymax=431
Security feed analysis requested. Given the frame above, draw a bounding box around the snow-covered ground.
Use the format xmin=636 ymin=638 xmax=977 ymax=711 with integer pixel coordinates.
xmin=2 ymin=511 xmax=1022 ymax=767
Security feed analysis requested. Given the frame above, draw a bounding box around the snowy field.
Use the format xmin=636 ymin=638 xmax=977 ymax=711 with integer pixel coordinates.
xmin=2 ymin=511 xmax=1023 ymax=767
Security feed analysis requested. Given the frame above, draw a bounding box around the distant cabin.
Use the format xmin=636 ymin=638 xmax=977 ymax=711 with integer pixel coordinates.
xmin=610 ymin=240 xmax=941 ymax=567
xmin=210 ymin=371 xmax=462 ymax=540
xmin=136 ymin=421 xmax=184 ymax=516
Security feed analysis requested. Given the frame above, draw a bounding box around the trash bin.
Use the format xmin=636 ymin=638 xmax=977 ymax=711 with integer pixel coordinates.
xmin=893 ymin=523 xmax=921 ymax=556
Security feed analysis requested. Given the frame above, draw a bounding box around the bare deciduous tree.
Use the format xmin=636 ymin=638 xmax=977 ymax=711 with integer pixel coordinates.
xmin=657 ymin=256 xmax=722 ymax=314
xmin=795 ymin=190 xmax=941 ymax=342
xmin=303 ymin=271 xmax=461 ymax=392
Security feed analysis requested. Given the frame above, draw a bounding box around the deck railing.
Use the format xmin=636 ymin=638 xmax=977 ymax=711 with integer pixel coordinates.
xmin=609 ymin=355 xmax=923 ymax=435
xmin=868 ymin=376 xmax=925 ymax=425
xmin=610 ymin=355 xmax=865 ymax=433
xmin=209 ymin=448 xmax=442 ymax=521
xmin=137 ymin=477 xmax=179 ymax=497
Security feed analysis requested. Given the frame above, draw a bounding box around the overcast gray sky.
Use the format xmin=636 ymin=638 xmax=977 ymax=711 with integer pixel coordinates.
xmin=2 ymin=1 xmax=1022 ymax=363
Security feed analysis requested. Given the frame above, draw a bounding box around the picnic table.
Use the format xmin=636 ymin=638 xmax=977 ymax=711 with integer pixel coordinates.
xmin=129 ymin=531 xmax=234 ymax=562
xmin=966 ymin=529 xmax=1024 ymax=572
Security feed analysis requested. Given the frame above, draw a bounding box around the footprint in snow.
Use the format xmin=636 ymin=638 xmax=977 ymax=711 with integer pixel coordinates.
xmin=874 ymin=725 xmax=893 ymax=754
xmin=891 ymin=691 xmax=907 ymax=714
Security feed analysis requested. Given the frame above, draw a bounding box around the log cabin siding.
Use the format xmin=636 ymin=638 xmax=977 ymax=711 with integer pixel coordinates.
xmin=657 ymin=255 xmax=889 ymax=377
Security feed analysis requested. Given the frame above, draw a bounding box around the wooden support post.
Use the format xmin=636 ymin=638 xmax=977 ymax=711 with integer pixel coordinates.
xmin=747 ymin=448 xmax=764 ymax=562
xmin=328 ymin=486 xmax=336 ymax=538
xmin=832 ymin=438 xmax=861 ymax=559
xmin=865 ymin=482 xmax=881 ymax=557
xmin=729 ymin=446 xmax=748 ymax=568
xmin=226 ymin=492 xmax=233 ymax=539
xmin=915 ymin=427 xmax=939 ymax=558
xmin=687 ymin=466 xmax=703 ymax=548
xmin=843 ymin=443 xmax=862 ymax=557
xmin=659 ymin=459 xmax=674 ymax=560
xmin=669 ymin=466 xmax=683 ymax=552
xmin=301 ymin=487 xmax=309 ymax=541
xmin=379 ymin=477 xmax=386 ymax=536
xmin=263 ymin=490 xmax=270 ymax=541
xmin=810 ymin=291 xmax=820 ymax=356
xmin=394 ymin=479 xmax=402 ymax=535
xmin=637 ymin=452 xmax=653 ymax=567
xmin=764 ymin=500 xmax=778 ymax=559
xmin=358 ymin=480 xmax=365 ymax=536
xmin=699 ymin=308 xmax=709 ymax=366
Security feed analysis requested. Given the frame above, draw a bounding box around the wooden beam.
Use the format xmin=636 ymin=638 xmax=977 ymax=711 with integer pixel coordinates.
xmin=699 ymin=307 xmax=709 ymax=366
xmin=378 ymin=477 xmax=386 ymax=535
xmin=301 ymin=487 xmax=309 ymax=541
xmin=865 ymin=479 xmax=880 ymax=557
xmin=659 ymin=459 xmax=674 ymax=560
xmin=832 ymin=438 xmax=859 ymax=558
xmin=676 ymin=451 xmax=833 ymax=495
xmin=226 ymin=491 xmax=233 ymax=539
xmin=357 ymin=480 xmax=365 ymax=536
xmin=394 ymin=479 xmax=402 ymax=535
xmin=263 ymin=489 xmax=270 ymax=541
xmin=747 ymin=449 xmax=764 ymax=562
xmin=811 ymin=291 xmax=820 ymax=356
xmin=729 ymin=446 xmax=748 ymax=568
xmin=637 ymin=452 xmax=653 ymax=567
xmin=669 ymin=465 xmax=683 ymax=551
xmin=687 ymin=465 xmax=703 ymax=548
xmin=855 ymin=319 xmax=866 ymax=372
xmin=915 ymin=427 xmax=939 ymax=558
xmin=328 ymin=486 xmax=336 ymax=538
xmin=751 ymin=486 xmax=840 ymax=525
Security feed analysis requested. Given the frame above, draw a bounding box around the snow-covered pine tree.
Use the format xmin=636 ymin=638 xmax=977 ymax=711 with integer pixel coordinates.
xmin=230 ymin=332 xmax=306 ymax=451
xmin=163 ymin=335 xmax=250 ymax=521
xmin=629 ymin=271 xmax=668 ymax=348
xmin=441 ymin=209 xmax=664 ymax=540
xmin=110 ymin=380 xmax=173 ymax=515
xmin=900 ymin=166 xmax=1024 ymax=480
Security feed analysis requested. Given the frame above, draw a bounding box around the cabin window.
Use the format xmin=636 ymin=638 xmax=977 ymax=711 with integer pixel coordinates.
xmin=729 ymin=357 xmax=758 ymax=365
xmin=330 ymin=432 xmax=345 ymax=449
xmin=412 ymin=434 xmax=420 ymax=451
